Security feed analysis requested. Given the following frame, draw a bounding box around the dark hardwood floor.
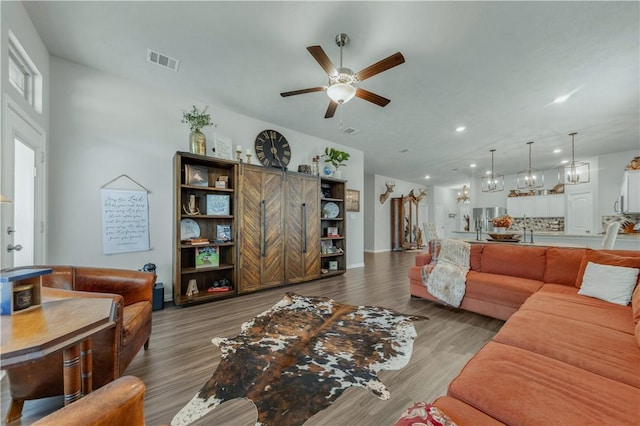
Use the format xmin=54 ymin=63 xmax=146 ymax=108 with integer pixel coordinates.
xmin=1 ymin=251 xmax=504 ymax=425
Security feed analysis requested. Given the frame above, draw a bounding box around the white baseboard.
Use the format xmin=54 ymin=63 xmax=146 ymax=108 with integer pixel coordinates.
xmin=347 ymin=263 xmax=365 ymax=269
xmin=364 ymin=248 xmax=391 ymax=253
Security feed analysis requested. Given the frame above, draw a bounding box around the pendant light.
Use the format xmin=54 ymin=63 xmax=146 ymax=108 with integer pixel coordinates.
xmin=517 ymin=141 xmax=544 ymax=189
xmin=561 ymin=132 xmax=590 ymax=185
xmin=481 ymin=149 xmax=504 ymax=192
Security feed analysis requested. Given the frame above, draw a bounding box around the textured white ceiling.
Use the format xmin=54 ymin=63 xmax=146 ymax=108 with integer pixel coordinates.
xmin=23 ymin=1 xmax=639 ymax=187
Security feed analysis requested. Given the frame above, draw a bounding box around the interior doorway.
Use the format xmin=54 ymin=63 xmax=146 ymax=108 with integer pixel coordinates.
xmin=1 ymin=99 xmax=46 ymax=268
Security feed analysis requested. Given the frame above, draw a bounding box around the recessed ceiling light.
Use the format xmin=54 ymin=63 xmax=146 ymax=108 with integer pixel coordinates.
xmin=553 ymin=148 xmax=562 ymax=153
xmin=456 ymin=126 xmax=466 ymax=132
xmin=470 ymin=163 xmax=477 ymax=168
xmin=561 ymin=160 xmax=569 ymax=164
xmin=424 ymin=175 xmax=430 ymax=179
xmin=553 ymin=94 xmax=571 ymax=103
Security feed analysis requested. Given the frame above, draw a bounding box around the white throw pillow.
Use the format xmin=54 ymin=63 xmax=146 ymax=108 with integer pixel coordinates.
xmin=578 ymin=261 xmax=639 ymax=306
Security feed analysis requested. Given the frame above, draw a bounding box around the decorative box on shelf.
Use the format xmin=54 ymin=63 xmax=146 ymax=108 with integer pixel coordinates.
xmin=0 ymin=268 xmax=51 ymax=315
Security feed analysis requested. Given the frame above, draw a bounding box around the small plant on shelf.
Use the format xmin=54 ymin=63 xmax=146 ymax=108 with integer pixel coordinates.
xmin=322 ymin=147 xmax=350 ymax=170
xmin=181 ymin=105 xmax=214 ymax=132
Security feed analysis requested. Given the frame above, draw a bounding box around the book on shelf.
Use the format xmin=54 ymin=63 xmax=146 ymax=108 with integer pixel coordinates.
xmin=183 ymin=237 xmax=209 ymax=245
xmin=195 ymin=247 xmax=219 ymax=268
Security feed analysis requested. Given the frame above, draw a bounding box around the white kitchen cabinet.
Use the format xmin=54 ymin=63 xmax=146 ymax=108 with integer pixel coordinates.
xmin=619 ymin=170 xmax=640 ymax=214
xmin=508 ymin=195 xmax=563 ymax=218
xmin=507 ymin=197 xmax=534 ymax=218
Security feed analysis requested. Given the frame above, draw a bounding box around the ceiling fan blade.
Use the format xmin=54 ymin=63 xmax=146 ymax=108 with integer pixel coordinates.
xmin=307 ymin=45 xmax=337 ymax=76
xmin=355 ymin=88 xmax=391 ymax=107
xmin=280 ymin=87 xmax=326 ymax=97
xmin=356 ymin=52 xmax=405 ymax=82
xmin=325 ymin=101 xmax=338 ymax=119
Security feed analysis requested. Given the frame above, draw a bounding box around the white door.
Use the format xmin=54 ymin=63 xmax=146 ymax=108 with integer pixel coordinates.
xmin=566 ymin=191 xmax=593 ymax=235
xmin=435 ymin=204 xmax=445 ymax=238
xmin=1 ymin=100 xmax=46 ymax=268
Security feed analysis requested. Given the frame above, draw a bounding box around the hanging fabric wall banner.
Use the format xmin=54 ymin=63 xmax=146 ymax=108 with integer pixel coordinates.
xmin=101 ymin=189 xmax=150 ymax=254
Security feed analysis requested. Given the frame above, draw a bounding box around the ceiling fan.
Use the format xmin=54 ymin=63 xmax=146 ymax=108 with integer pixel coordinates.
xmin=280 ymin=33 xmax=405 ymax=119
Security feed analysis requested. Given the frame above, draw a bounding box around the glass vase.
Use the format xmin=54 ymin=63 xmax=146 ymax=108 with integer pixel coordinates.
xmin=189 ymin=130 xmax=206 ymax=155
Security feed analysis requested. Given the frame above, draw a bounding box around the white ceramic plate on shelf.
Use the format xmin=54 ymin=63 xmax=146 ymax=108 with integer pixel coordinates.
xmin=323 ymin=202 xmax=340 ymax=219
xmin=180 ymin=218 xmax=200 ymax=240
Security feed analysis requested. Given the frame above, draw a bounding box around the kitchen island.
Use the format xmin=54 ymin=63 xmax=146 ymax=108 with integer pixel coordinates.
xmin=451 ymin=231 xmax=640 ymax=251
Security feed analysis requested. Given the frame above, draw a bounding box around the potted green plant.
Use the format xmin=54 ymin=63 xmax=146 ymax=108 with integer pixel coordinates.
xmin=322 ymin=147 xmax=350 ymax=177
xmin=182 ymin=105 xmax=214 ymax=155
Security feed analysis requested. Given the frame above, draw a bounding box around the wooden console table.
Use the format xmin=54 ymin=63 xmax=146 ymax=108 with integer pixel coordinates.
xmin=0 ymin=294 xmax=116 ymax=421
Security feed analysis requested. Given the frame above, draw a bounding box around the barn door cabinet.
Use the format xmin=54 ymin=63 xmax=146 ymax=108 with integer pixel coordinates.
xmin=285 ymin=173 xmax=321 ymax=284
xmin=173 ymin=152 xmax=238 ymax=306
xmin=237 ymin=164 xmax=286 ymax=293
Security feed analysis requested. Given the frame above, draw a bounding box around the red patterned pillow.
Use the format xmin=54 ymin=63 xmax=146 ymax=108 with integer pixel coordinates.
xmin=393 ymin=401 xmax=457 ymax=426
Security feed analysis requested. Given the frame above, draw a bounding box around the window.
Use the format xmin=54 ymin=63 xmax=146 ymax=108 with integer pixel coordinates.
xmin=8 ymin=49 xmax=29 ymax=97
xmin=8 ymin=32 xmax=42 ymax=113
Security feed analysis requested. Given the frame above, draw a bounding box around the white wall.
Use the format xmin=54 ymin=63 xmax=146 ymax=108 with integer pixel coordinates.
xmin=364 ymin=174 xmax=427 ymax=252
xmin=49 ymin=57 xmax=364 ymax=300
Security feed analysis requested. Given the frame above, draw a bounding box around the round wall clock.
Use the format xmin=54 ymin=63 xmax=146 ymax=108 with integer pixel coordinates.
xmin=254 ymin=130 xmax=291 ymax=169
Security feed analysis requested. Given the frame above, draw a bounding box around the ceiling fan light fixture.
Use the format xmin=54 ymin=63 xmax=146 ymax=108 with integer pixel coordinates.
xmin=560 ymin=132 xmax=590 ymax=185
xmin=327 ymin=83 xmax=356 ymax=104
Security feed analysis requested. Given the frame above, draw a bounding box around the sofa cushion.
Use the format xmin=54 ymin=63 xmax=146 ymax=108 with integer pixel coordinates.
xmin=493 ymin=309 xmax=640 ymax=387
xmin=519 ymin=290 xmax=634 ymax=334
xmin=432 ymin=396 xmax=505 ymax=426
xmin=479 ymin=245 xmax=546 ymax=281
xmin=469 ymin=244 xmax=484 ymax=271
xmin=122 ymin=301 xmax=152 ymax=347
xmin=578 ymin=262 xmax=639 ymax=305
xmin=575 ymin=249 xmax=640 ymax=288
xmin=448 ymin=342 xmax=640 ymax=425
xmin=465 ymin=271 xmax=543 ymax=310
xmin=634 ymin=282 xmax=640 ymax=324
xmin=543 ymin=247 xmax=585 ymax=285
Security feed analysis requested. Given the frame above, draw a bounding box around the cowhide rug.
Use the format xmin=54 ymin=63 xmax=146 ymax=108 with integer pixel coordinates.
xmin=171 ymin=292 xmax=427 ymax=426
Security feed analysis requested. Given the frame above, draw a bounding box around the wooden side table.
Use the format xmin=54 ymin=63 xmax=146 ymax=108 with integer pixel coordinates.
xmin=0 ymin=295 xmax=116 ymax=422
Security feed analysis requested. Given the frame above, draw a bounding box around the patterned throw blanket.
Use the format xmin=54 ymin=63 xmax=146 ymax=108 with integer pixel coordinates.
xmin=421 ymin=239 xmax=470 ymax=307
xmin=171 ymin=293 xmax=427 ymax=426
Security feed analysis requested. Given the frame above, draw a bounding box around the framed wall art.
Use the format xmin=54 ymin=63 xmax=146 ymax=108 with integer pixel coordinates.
xmin=346 ymin=189 xmax=360 ymax=212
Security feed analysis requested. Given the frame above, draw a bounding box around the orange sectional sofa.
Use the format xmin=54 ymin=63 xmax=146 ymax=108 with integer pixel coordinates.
xmin=407 ymin=243 xmax=640 ymax=425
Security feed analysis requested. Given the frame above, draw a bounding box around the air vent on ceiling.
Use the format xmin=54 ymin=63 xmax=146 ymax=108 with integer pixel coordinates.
xmin=399 ymin=149 xmax=409 ymax=153
xmin=147 ymin=49 xmax=180 ymax=72
xmin=341 ymin=127 xmax=360 ymax=135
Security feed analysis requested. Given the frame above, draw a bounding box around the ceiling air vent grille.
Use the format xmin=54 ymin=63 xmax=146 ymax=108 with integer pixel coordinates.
xmin=147 ymin=49 xmax=180 ymax=72
xmin=341 ymin=127 xmax=360 ymax=135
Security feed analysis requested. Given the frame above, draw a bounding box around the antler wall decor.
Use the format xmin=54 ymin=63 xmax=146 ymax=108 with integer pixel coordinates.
xmin=379 ymin=181 xmax=395 ymax=204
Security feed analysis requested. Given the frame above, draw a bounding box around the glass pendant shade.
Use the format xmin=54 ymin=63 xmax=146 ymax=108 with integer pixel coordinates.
xmin=560 ymin=132 xmax=590 ymax=185
xmin=327 ymin=83 xmax=356 ymax=104
xmin=517 ymin=141 xmax=544 ymax=189
xmin=482 ymin=149 xmax=505 ymax=192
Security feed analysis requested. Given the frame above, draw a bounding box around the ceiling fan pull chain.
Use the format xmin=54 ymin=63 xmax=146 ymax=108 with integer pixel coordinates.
xmin=339 ymin=104 xmax=344 ymax=130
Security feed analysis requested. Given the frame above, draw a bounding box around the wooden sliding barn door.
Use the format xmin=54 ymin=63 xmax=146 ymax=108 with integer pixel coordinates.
xmin=238 ymin=165 xmax=285 ymax=293
xmin=285 ymin=173 xmax=320 ymax=284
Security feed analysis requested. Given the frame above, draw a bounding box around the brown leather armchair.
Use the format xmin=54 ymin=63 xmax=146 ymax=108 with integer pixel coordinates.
xmin=3 ymin=266 xmax=155 ymax=422
xmin=32 ymin=376 xmax=146 ymax=426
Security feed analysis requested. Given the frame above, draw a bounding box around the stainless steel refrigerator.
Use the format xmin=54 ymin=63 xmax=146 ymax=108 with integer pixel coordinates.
xmin=472 ymin=207 xmax=507 ymax=232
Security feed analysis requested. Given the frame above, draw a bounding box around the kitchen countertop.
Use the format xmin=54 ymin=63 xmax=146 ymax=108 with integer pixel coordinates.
xmin=452 ymin=231 xmax=640 ymax=239
xmin=451 ymin=231 xmax=639 ymax=250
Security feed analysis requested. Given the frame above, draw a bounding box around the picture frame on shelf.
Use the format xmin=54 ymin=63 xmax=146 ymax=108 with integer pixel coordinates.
xmin=213 ymin=133 xmax=233 ymax=160
xmin=328 ymin=260 xmax=338 ymax=270
xmin=216 ymin=224 xmax=232 ymax=242
xmin=185 ymin=165 xmax=209 ymax=187
xmin=206 ymin=194 xmax=230 ymax=216
xmin=346 ymin=189 xmax=360 ymax=212
xmin=327 ymin=226 xmax=339 ymax=237
xmin=195 ymin=246 xmax=219 ymax=268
